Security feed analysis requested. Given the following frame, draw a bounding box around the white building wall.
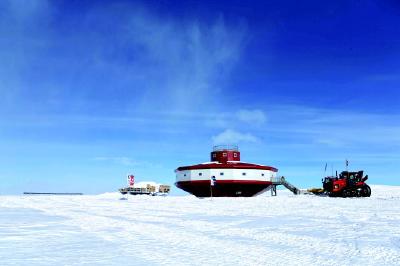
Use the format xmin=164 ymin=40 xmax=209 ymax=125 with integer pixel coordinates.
xmin=176 ymin=168 xmax=277 ymax=182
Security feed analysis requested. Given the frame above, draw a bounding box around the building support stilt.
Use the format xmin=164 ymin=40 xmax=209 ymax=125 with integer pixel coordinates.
xmin=271 ymin=185 xmax=277 ymax=196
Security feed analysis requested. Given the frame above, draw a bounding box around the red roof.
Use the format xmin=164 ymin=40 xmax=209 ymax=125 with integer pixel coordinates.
xmin=176 ymin=162 xmax=278 ymax=172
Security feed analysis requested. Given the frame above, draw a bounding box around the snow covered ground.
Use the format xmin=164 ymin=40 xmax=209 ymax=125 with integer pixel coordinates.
xmin=1 ymin=185 xmax=399 ymax=266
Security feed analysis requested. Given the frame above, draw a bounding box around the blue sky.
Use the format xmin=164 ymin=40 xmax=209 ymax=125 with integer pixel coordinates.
xmin=1 ymin=0 xmax=399 ymax=194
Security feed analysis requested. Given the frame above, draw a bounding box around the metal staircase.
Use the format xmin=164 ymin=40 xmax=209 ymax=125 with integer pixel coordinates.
xmin=270 ymin=176 xmax=303 ymax=196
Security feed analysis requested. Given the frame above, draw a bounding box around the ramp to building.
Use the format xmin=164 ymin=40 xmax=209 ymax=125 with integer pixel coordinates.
xmin=270 ymin=176 xmax=309 ymax=196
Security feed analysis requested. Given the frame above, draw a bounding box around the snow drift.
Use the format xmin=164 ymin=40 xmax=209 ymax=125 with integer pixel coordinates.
xmin=0 ymin=185 xmax=399 ymax=265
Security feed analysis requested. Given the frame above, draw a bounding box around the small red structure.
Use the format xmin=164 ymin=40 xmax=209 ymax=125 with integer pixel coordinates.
xmin=127 ymin=175 xmax=135 ymax=187
xmin=210 ymin=145 xmax=241 ymax=163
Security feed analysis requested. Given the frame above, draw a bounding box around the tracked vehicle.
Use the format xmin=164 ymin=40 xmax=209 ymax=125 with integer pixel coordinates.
xmin=322 ymin=170 xmax=371 ymax=197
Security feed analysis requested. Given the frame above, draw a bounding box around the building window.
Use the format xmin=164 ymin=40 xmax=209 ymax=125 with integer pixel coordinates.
xmin=199 ymin=173 xmax=202 ymax=176
xmin=223 ymin=152 xmax=227 ymax=157
xmin=242 ymin=173 xmax=246 ymax=176
xmin=261 ymin=173 xmax=264 ymax=177
xmin=212 ymin=154 xmax=216 ymax=158
xmin=220 ymin=172 xmax=224 ymax=176
xmin=184 ymin=174 xmax=187 ymax=177
xmin=234 ymin=153 xmax=237 ymax=158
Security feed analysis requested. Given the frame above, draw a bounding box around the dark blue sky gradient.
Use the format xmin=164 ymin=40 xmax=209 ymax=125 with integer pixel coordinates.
xmin=56 ymin=0 xmax=400 ymax=110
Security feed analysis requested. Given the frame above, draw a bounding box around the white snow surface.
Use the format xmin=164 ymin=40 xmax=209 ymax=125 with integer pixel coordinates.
xmin=1 ymin=185 xmax=400 ymax=266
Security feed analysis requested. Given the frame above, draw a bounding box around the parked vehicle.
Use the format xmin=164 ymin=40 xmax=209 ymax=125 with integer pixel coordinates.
xmin=322 ymin=171 xmax=371 ymax=197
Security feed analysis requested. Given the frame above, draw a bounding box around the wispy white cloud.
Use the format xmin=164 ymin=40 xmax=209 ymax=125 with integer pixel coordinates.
xmin=212 ymin=129 xmax=258 ymax=145
xmin=5 ymin=0 xmax=50 ymax=20
xmin=93 ymin=156 xmax=162 ymax=169
xmin=0 ymin=2 xmax=247 ymax=118
xmin=236 ymin=109 xmax=267 ymax=125
xmin=93 ymin=157 xmax=138 ymax=166
xmin=0 ymin=0 xmax=51 ymax=110
xmin=266 ymin=105 xmax=400 ymax=148
xmin=124 ymin=9 xmax=246 ymax=113
xmin=313 ymin=138 xmax=345 ymax=147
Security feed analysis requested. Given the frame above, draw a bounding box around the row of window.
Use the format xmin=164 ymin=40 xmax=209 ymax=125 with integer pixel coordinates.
xmin=212 ymin=153 xmax=238 ymax=158
xmin=183 ymin=172 xmax=266 ymax=177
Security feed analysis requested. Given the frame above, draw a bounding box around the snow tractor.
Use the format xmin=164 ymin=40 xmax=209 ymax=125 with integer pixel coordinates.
xmin=322 ymin=170 xmax=371 ymax=197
